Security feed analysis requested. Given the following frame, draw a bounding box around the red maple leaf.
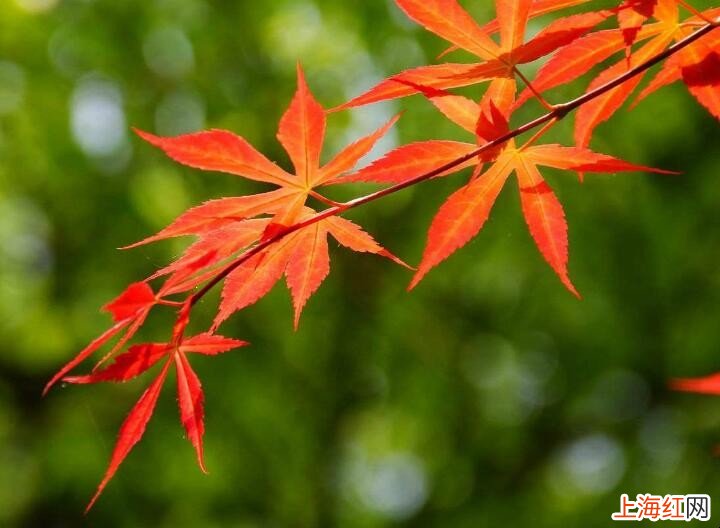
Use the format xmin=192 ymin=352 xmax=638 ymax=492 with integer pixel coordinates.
xmin=342 ymin=89 xmax=673 ymax=294
xmin=64 ymin=331 xmax=247 ymax=512
xmin=128 ymin=64 xmax=408 ymax=325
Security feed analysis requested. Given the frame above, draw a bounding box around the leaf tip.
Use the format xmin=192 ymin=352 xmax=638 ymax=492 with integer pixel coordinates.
xmin=380 ymin=249 xmax=414 ymax=271
xmin=196 ymin=452 xmax=209 ymax=475
xmin=295 ymin=61 xmax=308 ymax=90
xmin=407 ymin=271 xmax=424 ymax=292
xmin=561 ymin=275 xmax=581 ymax=299
xmin=132 ymin=127 xmax=157 ymax=142
xmin=326 ymin=102 xmax=347 ymax=114
xmin=41 ymin=379 xmax=54 ymax=397
xmin=84 ymin=476 xmax=111 ymax=515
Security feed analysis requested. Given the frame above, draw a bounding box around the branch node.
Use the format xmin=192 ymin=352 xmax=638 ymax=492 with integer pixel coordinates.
xmin=552 ymin=104 xmax=571 ymax=120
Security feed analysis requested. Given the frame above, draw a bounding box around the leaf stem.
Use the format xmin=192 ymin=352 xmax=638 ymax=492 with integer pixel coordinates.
xmin=513 ymin=66 xmax=555 ymax=111
xmin=308 ymin=190 xmax=344 ymax=207
xmin=676 ymin=0 xmax=716 ymax=25
xmin=519 ymin=118 xmax=558 ymax=151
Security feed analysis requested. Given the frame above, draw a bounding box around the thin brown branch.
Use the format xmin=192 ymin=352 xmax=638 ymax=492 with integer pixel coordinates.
xmin=188 ymin=21 xmax=718 ymax=313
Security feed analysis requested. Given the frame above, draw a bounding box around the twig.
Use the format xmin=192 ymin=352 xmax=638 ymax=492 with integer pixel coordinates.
xmin=188 ymin=21 xmax=718 ymax=313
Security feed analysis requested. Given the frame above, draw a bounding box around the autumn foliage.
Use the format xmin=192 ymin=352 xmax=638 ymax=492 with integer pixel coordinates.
xmin=44 ymin=0 xmax=720 ymax=511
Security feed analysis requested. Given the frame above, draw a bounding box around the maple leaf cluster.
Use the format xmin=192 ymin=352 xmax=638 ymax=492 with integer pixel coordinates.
xmin=45 ymin=0 xmax=720 ymax=511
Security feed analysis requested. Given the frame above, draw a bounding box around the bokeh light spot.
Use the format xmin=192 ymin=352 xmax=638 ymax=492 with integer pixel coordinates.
xmin=143 ymin=26 xmax=195 ymax=79
xmin=0 ymin=62 xmax=26 ymax=115
xmin=70 ymin=76 xmax=128 ymax=158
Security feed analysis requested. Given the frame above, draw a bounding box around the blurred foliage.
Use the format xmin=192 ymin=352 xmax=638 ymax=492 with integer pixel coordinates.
xmin=1 ymin=0 xmax=720 ymax=526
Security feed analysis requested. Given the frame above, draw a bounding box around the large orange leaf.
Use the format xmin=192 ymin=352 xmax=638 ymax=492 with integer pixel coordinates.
xmin=573 ymin=5 xmax=720 ymax=146
xmin=407 ymin=94 xmax=671 ymax=291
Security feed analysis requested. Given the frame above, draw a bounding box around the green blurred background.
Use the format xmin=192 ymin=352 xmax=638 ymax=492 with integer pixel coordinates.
xmin=2 ymin=0 xmax=720 ymax=526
